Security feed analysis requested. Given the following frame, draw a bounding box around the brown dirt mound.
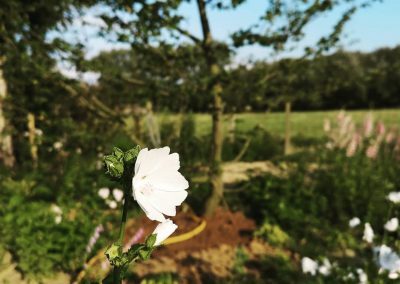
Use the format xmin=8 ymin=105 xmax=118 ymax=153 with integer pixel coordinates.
xmin=124 ymin=207 xmax=256 ymax=256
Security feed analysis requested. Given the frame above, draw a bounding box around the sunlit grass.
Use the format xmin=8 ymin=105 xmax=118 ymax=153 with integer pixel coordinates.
xmin=127 ymin=109 xmax=400 ymax=139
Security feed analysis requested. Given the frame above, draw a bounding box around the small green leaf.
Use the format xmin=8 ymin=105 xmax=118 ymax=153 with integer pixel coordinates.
xmin=124 ymin=145 xmax=141 ymax=164
xmin=145 ymin=234 xmax=157 ymax=248
xmin=138 ymin=248 xmax=151 ymax=260
xmin=104 ymin=155 xmax=124 ymax=178
xmin=113 ymin=147 xmax=124 ymax=160
xmin=105 ymin=243 xmax=122 ymax=265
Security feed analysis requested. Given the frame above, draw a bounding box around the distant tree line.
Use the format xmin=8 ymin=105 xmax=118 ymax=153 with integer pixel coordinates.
xmin=89 ymin=45 xmax=400 ymax=112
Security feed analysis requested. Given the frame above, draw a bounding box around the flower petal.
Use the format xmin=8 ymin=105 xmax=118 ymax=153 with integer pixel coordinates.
xmin=147 ymin=189 xmax=188 ymax=216
xmin=135 ymin=147 xmax=171 ymax=177
xmin=134 ymin=148 xmax=148 ymax=174
xmin=134 ymin=189 xmax=166 ymax=222
xmin=153 ymin=219 xmax=178 ymax=246
xmin=147 ymin=169 xmax=189 ymax=192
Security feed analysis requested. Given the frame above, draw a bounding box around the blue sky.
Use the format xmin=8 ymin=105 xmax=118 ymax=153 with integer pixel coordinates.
xmin=60 ymin=0 xmax=400 ymax=63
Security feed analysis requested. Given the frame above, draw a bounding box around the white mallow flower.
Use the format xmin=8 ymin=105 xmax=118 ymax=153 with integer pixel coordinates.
xmin=388 ymin=192 xmax=400 ymax=204
xmin=363 ymin=223 xmax=374 ymax=243
xmin=349 ymin=217 xmax=361 ymax=228
xmin=50 ymin=204 xmax=62 ymax=224
xmin=112 ymin=188 xmax=124 ymax=202
xmin=55 ymin=215 xmax=62 ymax=224
xmin=106 ymin=200 xmax=118 ymax=209
xmin=301 ymin=257 xmax=318 ymax=275
xmin=377 ymin=245 xmax=400 ymax=277
xmin=153 ymin=219 xmax=178 ymax=246
xmin=384 ymin=218 xmax=399 ymax=232
xmin=356 ymin=268 xmax=368 ymax=284
xmin=132 ymin=147 xmax=189 ymax=222
xmin=318 ymin=258 xmax=332 ymax=276
xmin=98 ymin=187 xmax=110 ymax=199
xmin=53 ymin=141 xmax=63 ymax=150
xmin=51 ymin=204 xmax=62 ymax=215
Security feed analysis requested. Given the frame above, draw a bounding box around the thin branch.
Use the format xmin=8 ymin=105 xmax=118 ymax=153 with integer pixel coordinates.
xmin=174 ymin=27 xmax=201 ymax=44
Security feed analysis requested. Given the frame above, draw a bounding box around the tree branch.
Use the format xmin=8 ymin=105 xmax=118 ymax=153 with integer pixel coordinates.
xmin=174 ymin=27 xmax=201 ymax=44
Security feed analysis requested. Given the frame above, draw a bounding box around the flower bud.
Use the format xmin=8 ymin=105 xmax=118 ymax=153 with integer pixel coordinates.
xmin=105 ymin=243 xmax=122 ymax=266
xmin=124 ymin=146 xmax=141 ymax=164
xmin=104 ymin=155 xmax=124 ymax=178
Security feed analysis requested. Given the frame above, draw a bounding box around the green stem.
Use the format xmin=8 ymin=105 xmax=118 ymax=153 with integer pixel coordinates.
xmin=117 ymin=194 xmax=130 ymax=245
xmin=113 ymin=181 xmax=131 ymax=284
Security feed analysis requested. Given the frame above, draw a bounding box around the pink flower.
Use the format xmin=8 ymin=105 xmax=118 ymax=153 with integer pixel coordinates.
xmin=363 ymin=113 xmax=374 ymax=137
xmin=366 ymin=143 xmax=379 ymax=159
xmin=346 ymin=133 xmax=361 ymax=157
xmin=376 ymin=121 xmax=386 ymax=136
xmin=86 ymin=224 xmax=104 ymax=254
xmin=386 ymin=132 xmax=396 ymax=144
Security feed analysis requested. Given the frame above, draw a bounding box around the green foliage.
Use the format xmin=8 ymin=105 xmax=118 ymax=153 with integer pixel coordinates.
xmin=254 ymin=223 xmax=290 ymax=247
xmin=231 ymin=247 xmax=249 ymax=276
xmin=0 ymin=176 xmax=106 ymax=280
xmin=236 ymin=141 xmax=400 ymax=256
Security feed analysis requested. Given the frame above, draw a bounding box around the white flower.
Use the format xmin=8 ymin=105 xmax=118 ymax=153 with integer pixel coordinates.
xmin=384 ymin=218 xmax=399 ymax=232
xmin=388 ymin=192 xmax=400 ymax=204
xmin=51 ymin=204 xmax=62 ymax=215
xmin=152 ymin=219 xmax=178 ymax=246
xmin=51 ymin=205 xmax=63 ymax=224
xmin=363 ymin=223 xmax=374 ymax=243
xmin=112 ymin=188 xmax=124 ymax=202
xmin=349 ymin=217 xmax=361 ymax=228
xmin=53 ymin=141 xmax=63 ymax=150
xmin=132 ymin=147 xmax=189 ymax=222
xmin=55 ymin=215 xmax=62 ymax=224
xmin=377 ymin=245 xmax=400 ymax=279
xmin=98 ymin=187 xmax=110 ymax=199
xmin=357 ymin=268 xmax=368 ymax=284
xmin=389 ymin=272 xmax=399 ymax=279
xmin=301 ymin=257 xmax=318 ymax=275
xmin=35 ymin=129 xmax=43 ymax=136
xmin=106 ymin=200 xmax=118 ymax=209
xmin=318 ymin=258 xmax=332 ymax=276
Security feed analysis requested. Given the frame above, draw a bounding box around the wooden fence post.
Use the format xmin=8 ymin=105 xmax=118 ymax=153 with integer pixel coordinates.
xmin=284 ymin=101 xmax=292 ymax=155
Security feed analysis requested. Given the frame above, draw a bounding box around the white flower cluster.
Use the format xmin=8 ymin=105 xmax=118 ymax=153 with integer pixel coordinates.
xmin=301 ymin=257 xmax=332 ymax=276
xmin=50 ymin=204 xmax=63 ymax=224
xmin=132 ymin=147 xmax=188 ymax=245
xmin=304 ymin=190 xmax=400 ymax=282
xmin=349 ymin=191 xmax=400 ymax=280
xmin=98 ymin=187 xmax=124 ymax=209
xmin=374 ymin=245 xmax=400 ymax=279
xmin=302 ymin=256 xmax=368 ymax=283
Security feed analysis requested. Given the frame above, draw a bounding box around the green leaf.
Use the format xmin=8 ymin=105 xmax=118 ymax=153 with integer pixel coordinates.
xmin=113 ymin=147 xmax=124 ymax=160
xmin=138 ymin=248 xmax=151 ymax=260
xmin=145 ymin=234 xmax=157 ymax=248
xmin=124 ymin=145 xmax=141 ymax=164
xmin=104 ymin=155 xmax=124 ymax=178
xmin=105 ymin=243 xmax=122 ymax=265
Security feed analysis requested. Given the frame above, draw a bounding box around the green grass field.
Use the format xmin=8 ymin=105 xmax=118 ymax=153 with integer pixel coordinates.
xmin=176 ymin=109 xmax=400 ymax=137
xmin=127 ymin=109 xmax=400 ymax=139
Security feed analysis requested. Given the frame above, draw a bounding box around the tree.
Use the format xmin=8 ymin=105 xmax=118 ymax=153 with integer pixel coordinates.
xmin=0 ymin=0 xmax=98 ymax=168
xmin=96 ymin=0 xmax=380 ymax=215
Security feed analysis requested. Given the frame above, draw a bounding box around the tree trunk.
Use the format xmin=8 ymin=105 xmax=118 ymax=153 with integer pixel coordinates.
xmin=0 ymin=56 xmax=15 ymax=168
xmin=284 ymin=101 xmax=292 ymax=155
xmin=196 ymin=0 xmax=224 ymax=217
xmin=27 ymin=112 xmax=38 ymax=168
